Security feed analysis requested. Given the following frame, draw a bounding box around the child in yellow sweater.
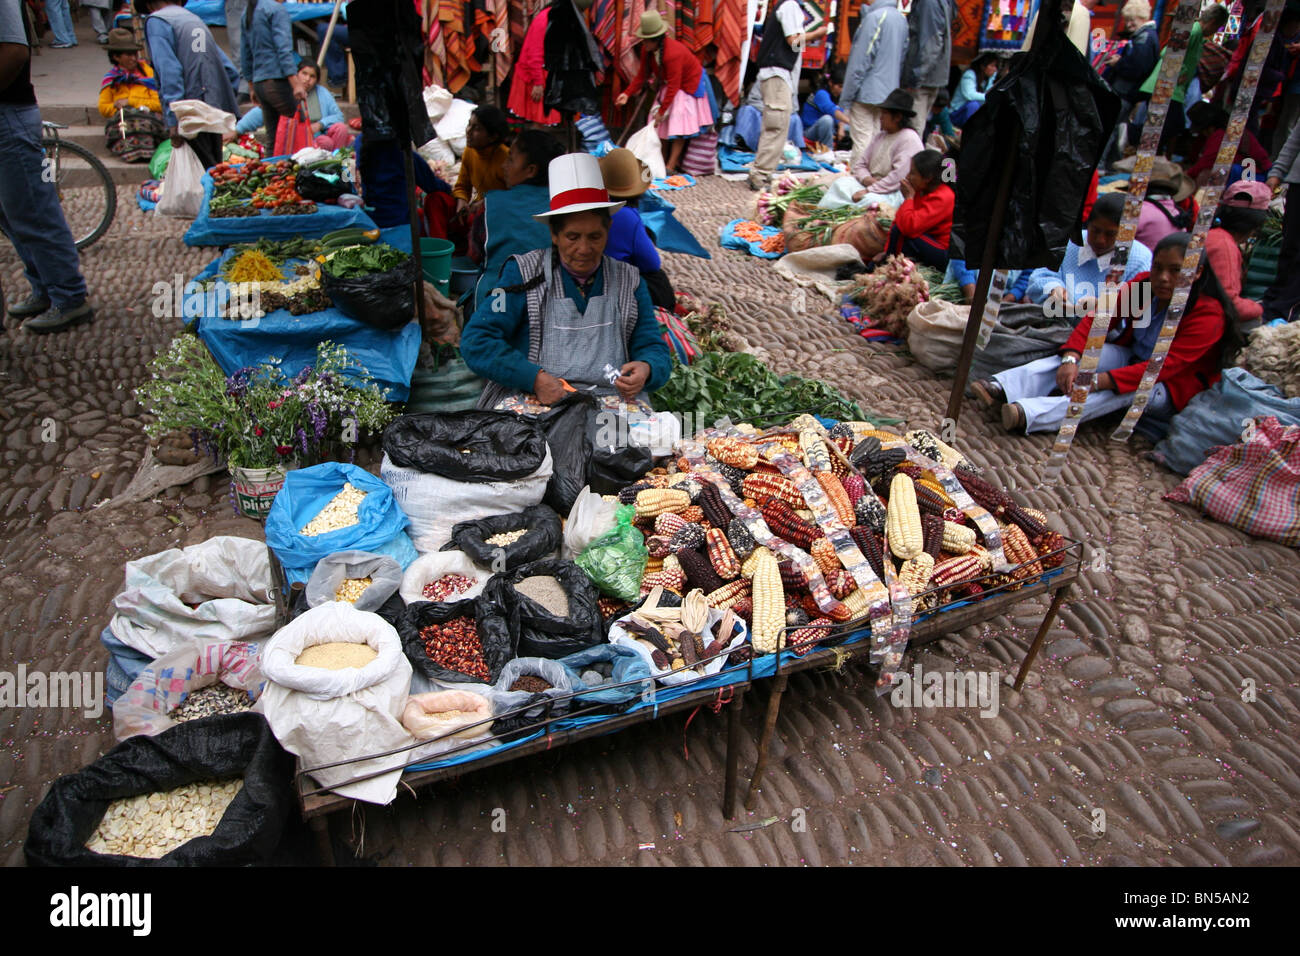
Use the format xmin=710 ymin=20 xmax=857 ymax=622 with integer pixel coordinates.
xmin=453 ymin=105 xmax=510 ymax=216
xmin=98 ymin=29 xmax=165 ymax=164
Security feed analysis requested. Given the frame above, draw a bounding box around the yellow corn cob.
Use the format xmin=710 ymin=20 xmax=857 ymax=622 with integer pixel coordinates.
xmin=916 ymin=476 xmax=954 ymax=505
xmin=799 ymin=430 xmax=832 ymax=472
xmin=930 ymin=434 xmax=971 ymax=472
xmin=644 ymin=555 xmax=665 ymax=574
xmin=845 ymin=423 xmax=903 ymax=444
xmin=705 ymin=527 xmax=741 ymax=580
xmin=749 ymin=548 xmax=785 ymax=654
xmin=816 ymin=472 xmax=856 ymax=528
xmin=706 ymin=436 xmax=759 ymax=469
xmin=788 ymin=413 xmax=824 ymax=434
xmin=940 ymin=521 xmax=977 ymax=554
xmin=1001 ymin=524 xmax=1043 ymax=580
xmin=809 ymin=536 xmax=841 ymax=580
xmin=841 ymin=587 xmax=871 ymax=622
xmin=634 ymin=488 xmax=691 ymax=518
xmin=704 ymin=578 xmax=751 ymax=609
xmin=886 ymin=473 xmax=924 ymax=560
xmin=740 ymin=544 xmax=771 ymax=579
xmin=742 ymin=473 xmax=805 ymax=509
xmin=898 ymin=553 xmax=936 ymax=607
xmin=968 ymin=544 xmax=994 ymax=572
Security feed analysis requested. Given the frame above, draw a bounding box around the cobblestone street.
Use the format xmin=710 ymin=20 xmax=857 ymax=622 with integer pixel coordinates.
xmin=2 ymin=176 xmax=1299 ymax=867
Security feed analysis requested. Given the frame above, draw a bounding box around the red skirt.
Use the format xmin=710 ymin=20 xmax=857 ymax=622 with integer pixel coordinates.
xmin=508 ymin=77 xmax=562 ymax=126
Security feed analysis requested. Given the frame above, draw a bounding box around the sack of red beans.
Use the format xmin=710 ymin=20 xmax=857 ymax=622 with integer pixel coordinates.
xmin=397 ymin=599 xmax=515 ymax=685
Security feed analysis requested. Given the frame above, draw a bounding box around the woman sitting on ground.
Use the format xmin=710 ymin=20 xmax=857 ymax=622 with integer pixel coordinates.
xmin=98 ymin=29 xmax=165 ymax=163
xmin=800 ymin=66 xmax=848 ymax=153
xmin=819 ymin=89 xmax=923 ymax=210
xmin=1205 ymin=180 xmax=1270 ymax=328
xmin=461 ymin=153 xmax=671 ymax=411
xmin=950 ymin=53 xmax=999 ymax=127
xmin=600 ymin=148 xmax=677 ymax=310
xmin=878 ymin=149 xmax=954 ymax=270
xmin=971 ymin=231 xmax=1242 ymax=434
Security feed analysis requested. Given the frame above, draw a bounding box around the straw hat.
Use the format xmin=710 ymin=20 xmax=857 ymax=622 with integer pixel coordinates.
xmin=599 ymin=148 xmax=651 ymax=199
xmin=634 ymin=10 xmax=669 ymax=39
xmin=535 ymin=153 xmax=625 ymax=220
xmin=106 ymin=28 xmax=141 ymax=53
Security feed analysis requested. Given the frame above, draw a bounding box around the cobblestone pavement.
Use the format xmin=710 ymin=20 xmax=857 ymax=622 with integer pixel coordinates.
xmin=3 ymin=178 xmax=1300 ymax=867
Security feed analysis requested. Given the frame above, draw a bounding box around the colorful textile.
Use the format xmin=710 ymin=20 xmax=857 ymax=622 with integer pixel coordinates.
xmin=979 ymin=0 xmax=1034 ymax=52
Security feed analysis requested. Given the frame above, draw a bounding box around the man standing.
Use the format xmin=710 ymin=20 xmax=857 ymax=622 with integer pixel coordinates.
xmin=902 ymin=0 xmax=952 ymax=136
xmin=748 ymin=0 xmax=827 ymax=191
xmin=840 ymin=0 xmax=908 ymax=168
xmin=0 ymin=0 xmax=92 ymax=333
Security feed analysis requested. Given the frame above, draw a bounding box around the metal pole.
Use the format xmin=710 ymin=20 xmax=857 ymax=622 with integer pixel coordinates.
xmin=317 ymin=0 xmax=346 ymax=70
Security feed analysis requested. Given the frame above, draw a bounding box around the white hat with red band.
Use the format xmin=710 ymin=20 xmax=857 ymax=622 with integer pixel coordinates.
xmin=534 ymin=153 xmax=625 ymax=220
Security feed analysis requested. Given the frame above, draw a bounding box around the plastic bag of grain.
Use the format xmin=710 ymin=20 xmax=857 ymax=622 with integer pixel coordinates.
xmin=257 ymin=603 xmax=414 ymax=805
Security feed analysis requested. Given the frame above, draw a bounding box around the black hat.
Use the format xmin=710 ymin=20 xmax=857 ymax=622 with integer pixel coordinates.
xmin=876 ymin=88 xmax=916 ymax=117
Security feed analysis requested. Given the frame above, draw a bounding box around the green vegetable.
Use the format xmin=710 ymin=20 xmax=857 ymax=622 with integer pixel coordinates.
xmin=575 ymin=506 xmax=648 ymax=602
xmin=229 ymin=237 xmax=322 ymax=264
xmin=320 ymin=243 xmax=410 ymax=279
xmin=650 ymin=351 xmax=899 ymax=428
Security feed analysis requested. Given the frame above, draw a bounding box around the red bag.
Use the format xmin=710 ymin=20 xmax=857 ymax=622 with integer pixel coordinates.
xmin=274 ymin=103 xmax=314 ymax=156
xmin=1165 ymin=416 xmax=1300 ymax=546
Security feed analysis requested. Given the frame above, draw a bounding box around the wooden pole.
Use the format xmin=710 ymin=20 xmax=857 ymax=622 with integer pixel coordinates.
xmin=744 ymin=673 xmax=787 ymax=811
xmin=1013 ymin=583 xmax=1071 ymax=690
xmin=404 ymin=145 xmax=429 ymax=332
xmin=317 ymin=0 xmax=346 ymax=70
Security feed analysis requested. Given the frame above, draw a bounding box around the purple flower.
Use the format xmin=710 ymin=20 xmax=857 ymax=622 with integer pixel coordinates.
xmin=296 ymin=426 xmax=309 ymax=455
xmin=307 ymin=403 xmax=327 ymax=441
xmin=293 ymin=366 xmax=313 ymax=386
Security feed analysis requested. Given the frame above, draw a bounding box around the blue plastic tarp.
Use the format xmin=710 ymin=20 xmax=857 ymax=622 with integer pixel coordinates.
xmin=184 ymin=160 xmax=375 ymax=247
xmin=640 ymin=190 xmax=710 ymax=259
xmin=718 ymin=145 xmax=830 ymax=174
xmin=185 ymin=0 xmax=338 ymax=26
xmin=720 ymin=218 xmax=783 ymax=259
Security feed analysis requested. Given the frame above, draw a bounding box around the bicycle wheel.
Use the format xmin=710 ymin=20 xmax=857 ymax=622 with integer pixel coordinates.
xmin=40 ymin=137 xmax=117 ymax=251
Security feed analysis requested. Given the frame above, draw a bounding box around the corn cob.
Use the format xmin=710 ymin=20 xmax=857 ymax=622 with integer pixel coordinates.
xmin=715 ymin=463 xmax=747 ymax=496
xmin=968 ymin=544 xmax=994 ymax=572
xmin=668 ymin=523 xmax=707 ymax=553
xmin=840 ymin=587 xmax=870 ymax=622
xmin=740 ymin=545 xmax=769 ymax=579
xmin=941 ymin=520 xmax=977 ymax=554
xmin=912 ymin=482 xmax=951 ymax=518
xmin=827 ymin=568 xmax=857 ymax=600
xmin=778 ymin=559 xmax=808 ymax=591
xmin=1023 ymin=507 xmax=1050 ymax=527
xmin=680 ymin=505 xmax=705 ymax=524
xmin=644 ymin=555 xmax=665 ymax=575
xmin=854 ymin=494 xmax=887 ymax=534
xmin=916 ymin=476 xmax=955 ymax=504
xmin=749 ymin=548 xmax=785 ymax=654
xmin=829 ymin=433 xmax=856 ymax=458
xmin=816 ymin=472 xmax=856 ymax=528
xmin=698 ymin=481 xmax=734 ymax=529
xmin=905 ymin=429 xmax=944 ymax=462
xmin=955 ymin=582 xmax=984 ymax=599
xmin=942 ymin=507 xmax=968 ymax=525
xmin=828 ymin=422 xmax=857 ymax=441
xmin=1034 ymin=530 xmax=1067 ymax=569
xmin=646 ymin=535 xmax=673 ymax=559
xmin=618 ymin=480 xmax=655 ymax=505
xmin=841 ymin=471 xmax=866 ymax=506
xmin=760 ymin=499 xmax=820 ymax=549
xmin=809 ymin=536 xmax=841 ymax=580
xmin=1004 ymin=502 xmax=1048 ymax=539
xmin=857 ymin=445 xmax=907 ymax=477
xmin=895 ymin=461 xmax=925 ymax=481
xmin=660 ymin=553 xmax=686 ymax=591
xmin=704 ymin=578 xmax=750 ymax=610
xmin=705 ymin=527 xmax=741 ymax=580
xmin=634 ymin=487 xmax=691 ymax=518
xmin=849 ymin=436 xmax=881 ymax=466
xmin=677 ymin=546 xmax=727 ymax=593
xmin=849 ymin=526 xmax=887 ymax=581
xmin=730 ymin=595 xmax=754 ymax=620
xmin=666 ymin=472 xmax=699 ymax=498
xmin=789 ymin=617 xmax=834 ymax=654
xmin=886 ymin=473 xmax=924 ymax=560
xmin=726 ymin=518 xmax=756 ymax=559
xmin=931 ymin=553 xmax=984 ymax=588
xmin=799 ymin=430 xmax=832 ymax=472
xmin=1001 ymin=524 xmax=1043 ymax=580
xmin=921 ymin=513 xmax=945 ymax=561
xmin=707 ymin=436 xmax=759 ymax=469
xmin=898 ymin=552 xmax=936 ymax=603
xmin=742 ymin=472 xmax=805 ymax=508
xmin=956 ymin=471 xmax=1014 ymax=517
xmin=654 ymin=512 xmax=688 ymax=537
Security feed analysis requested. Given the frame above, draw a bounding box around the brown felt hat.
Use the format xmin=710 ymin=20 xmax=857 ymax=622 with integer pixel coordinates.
xmin=599 ymin=148 xmax=651 ymax=199
xmin=106 ymin=28 xmax=141 ymax=53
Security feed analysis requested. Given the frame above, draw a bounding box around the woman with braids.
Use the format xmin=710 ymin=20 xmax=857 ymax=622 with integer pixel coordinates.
xmin=461 ymin=154 xmax=671 ymax=411
xmin=877 ymin=149 xmax=954 ymax=269
xmin=972 ymin=232 xmax=1244 ymax=434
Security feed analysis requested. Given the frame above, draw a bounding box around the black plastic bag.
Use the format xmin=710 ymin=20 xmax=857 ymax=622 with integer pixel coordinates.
xmin=950 ymin=26 xmax=1121 ymax=271
xmin=382 ymin=411 xmax=550 ymax=481
xmin=444 ymin=504 xmax=562 ymax=571
xmin=26 ymin=713 xmax=293 ymax=867
xmin=481 ymin=558 xmax=604 ymax=659
xmin=399 ymin=598 xmax=516 ymax=685
xmin=347 ymin=0 xmax=435 ymax=147
xmin=321 ymin=257 xmax=418 ymax=331
xmin=533 ymin=394 xmax=654 ymax=514
xmin=295 ymin=170 xmax=347 ymax=203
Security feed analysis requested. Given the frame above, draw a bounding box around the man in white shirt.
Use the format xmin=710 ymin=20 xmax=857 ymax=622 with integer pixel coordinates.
xmin=749 ymin=0 xmax=826 ymax=191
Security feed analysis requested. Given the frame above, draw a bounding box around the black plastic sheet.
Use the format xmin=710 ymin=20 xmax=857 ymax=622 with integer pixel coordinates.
xmin=382 ymin=411 xmax=550 ymax=481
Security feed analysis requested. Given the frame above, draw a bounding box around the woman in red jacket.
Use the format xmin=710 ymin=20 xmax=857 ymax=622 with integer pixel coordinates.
xmin=507 ymin=3 xmax=561 ymax=127
xmin=614 ymin=11 xmax=714 ymax=175
xmin=879 ymin=150 xmax=954 ymax=269
xmin=972 ymin=232 xmax=1244 ymax=434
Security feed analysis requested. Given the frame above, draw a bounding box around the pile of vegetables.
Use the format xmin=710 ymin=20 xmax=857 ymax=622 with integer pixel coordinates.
xmin=224 ymin=249 xmax=282 ymax=284
xmin=651 ymin=351 xmax=868 ymax=427
xmin=212 ymin=230 xmax=384 ymax=317
xmin=788 ymin=205 xmax=865 ymax=245
xmin=319 ymin=243 xmax=410 ymax=279
xmin=756 ymin=175 xmax=827 ymax=227
xmin=918 ymin=266 xmax=965 ymax=303
xmin=207 ymin=158 xmax=317 ymax=217
xmin=848 ymin=255 xmax=931 ymax=336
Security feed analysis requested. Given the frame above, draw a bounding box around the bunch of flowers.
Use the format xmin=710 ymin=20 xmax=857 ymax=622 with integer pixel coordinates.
xmin=136 ymin=336 xmax=395 ymax=470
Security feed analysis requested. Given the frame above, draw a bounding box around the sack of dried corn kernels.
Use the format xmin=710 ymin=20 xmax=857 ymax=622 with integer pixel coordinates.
xmin=265 ymin=463 xmax=418 ymax=586
xmin=304 ymin=551 xmax=404 ymax=612
xmin=25 ymin=712 xmax=293 ymax=866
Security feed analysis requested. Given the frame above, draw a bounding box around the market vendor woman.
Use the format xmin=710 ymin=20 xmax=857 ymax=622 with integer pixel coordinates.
xmin=461 ymin=153 xmax=672 ymax=410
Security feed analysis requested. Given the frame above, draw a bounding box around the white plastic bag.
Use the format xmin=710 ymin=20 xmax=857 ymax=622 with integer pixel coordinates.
xmin=399 ymin=550 xmax=492 ymax=605
xmin=305 ymin=551 xmax=404 ymax=611
xmin=112 ymin=638 xmax=264 ymax=742
xmin=417 ymin=137 xmax=456 ymax=167
xmin=401 ymin=689 xmax=493 ymax=741
xmin=422 ymin=84 xmax=455 ymax=124
xmin=435 ymin=98 xmax=476 ymax=146
xmin=627 ymin=111 xmax=667 ymax=183
xmin=562 ymin=486 xmax=619 ymax=559
xmin=170 ymin=98 xmax=235 ymax=138
xmin=491 ymin=657 xmax=580 ymax=720
xmin=257 ymin=603 xmax=414 ymax=805
xmin=156 ymin=140 xmax=205 ymax=219
xmin=380 ymin=445 xmax=553 ymax=553
xmin=110 ymin=536 xmax=278 ymax=659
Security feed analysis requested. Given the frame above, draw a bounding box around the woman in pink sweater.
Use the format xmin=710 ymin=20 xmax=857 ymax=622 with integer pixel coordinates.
xmin=1205 ymin=180 xmax=1270 ymax=327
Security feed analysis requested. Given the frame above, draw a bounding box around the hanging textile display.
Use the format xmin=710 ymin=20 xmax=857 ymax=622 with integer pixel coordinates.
xmin=1109 ymin=0 xmax=1283 ymax=441
xmin=951 ymin=0 xmax=984 ymax=61
xmin=713 ymin=0 xmax=747 ymax=105
xmin=1041 ymin=0 xmax=1198 ymax=482
xmin=980 ymin=0 xmax=1037 ymax=51
xmin=437 ymin=2 xmax=472 ymax=94
xmin=800 ymin=0 xmax=831 ymax=70
xmin=426 ymin=9 xmax=447 ymax=89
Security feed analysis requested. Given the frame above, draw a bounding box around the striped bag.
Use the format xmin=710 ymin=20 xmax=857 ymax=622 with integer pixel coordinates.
xmin=656 ymin=307 xmax=700 ymax=365
xmin=682 ymin=130 xmax=718 ymax=176
xmin=1165 ymin=416 xmax=1300 ymax=546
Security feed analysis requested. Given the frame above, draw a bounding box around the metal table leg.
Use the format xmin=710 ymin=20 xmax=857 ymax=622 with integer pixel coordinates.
xmin=745 ymin=673 xmax=788 ymax=812
xmin=1014 ymin=583 xmax=1072 ymax=691
xmin=723 ymin=689 xmax=745 ymax=819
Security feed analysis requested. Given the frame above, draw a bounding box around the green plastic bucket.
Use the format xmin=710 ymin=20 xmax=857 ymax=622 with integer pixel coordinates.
xmin=418 ymin=238 xmax=455 ymax=297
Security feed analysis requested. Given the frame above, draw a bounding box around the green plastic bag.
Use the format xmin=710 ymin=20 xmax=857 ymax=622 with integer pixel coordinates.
xmin=149 ymin=140 xmax=172 ymax=179
xmin=575 ymin=505 xmax=648 ymax=603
